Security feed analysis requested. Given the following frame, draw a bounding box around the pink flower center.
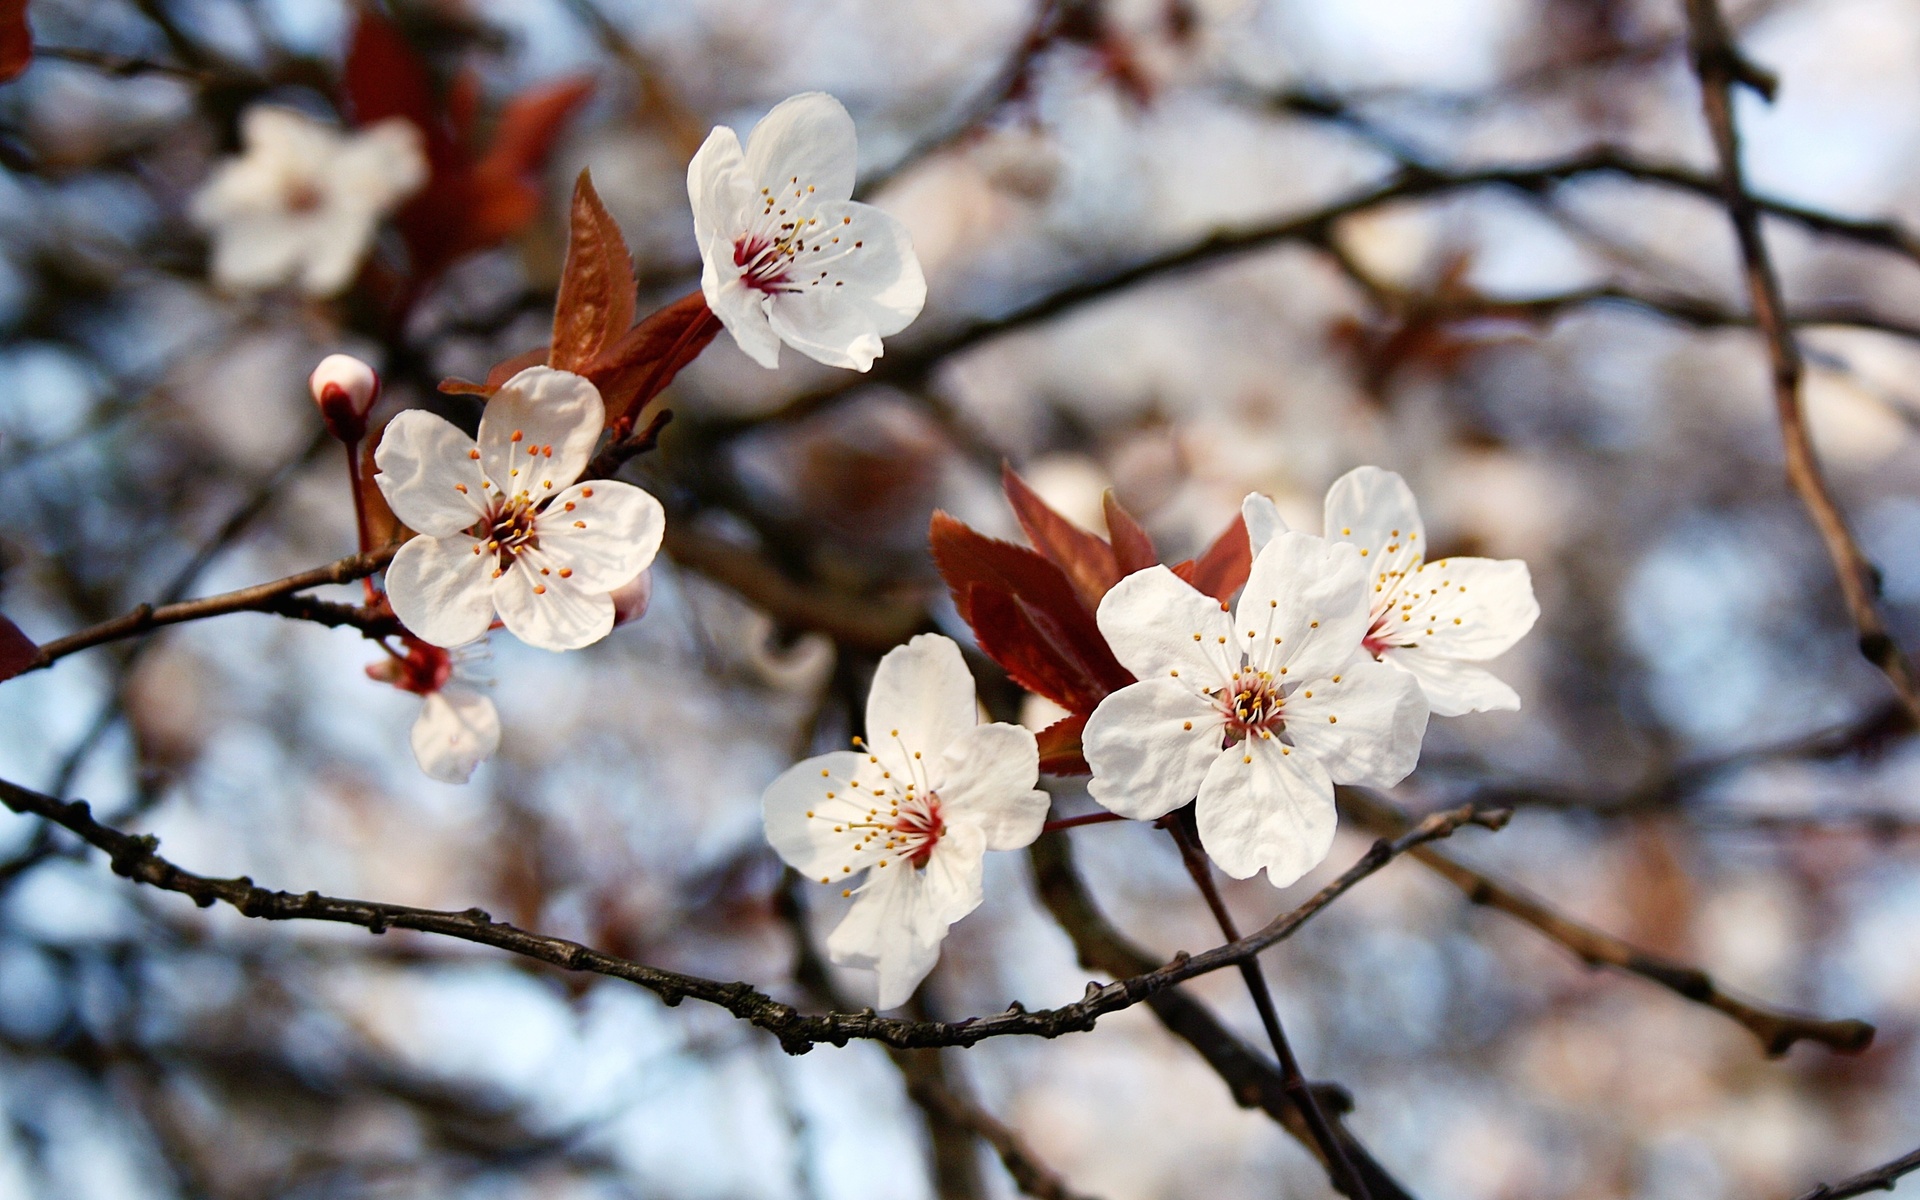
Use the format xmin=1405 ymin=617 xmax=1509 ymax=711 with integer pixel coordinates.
xmin=483 ymin=497 xmax=540 ymax=573
xmin=367 ymin=636 xmax=453 ymax=696
xmin=733 ymin=234 xmax=797 ymax=295
xmin=1219 ymin=669 xmax=1285 ymax=742
xmin=892 ymin=794 xmax=946 ymax=869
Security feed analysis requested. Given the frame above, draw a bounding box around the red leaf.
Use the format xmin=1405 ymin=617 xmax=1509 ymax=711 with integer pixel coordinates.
xmin=1173 ymin=512 xmax=1252 ymax=603
xmin=550 ymin=171 xmax=636 ymax=373
xmin=0 ymin=612 xmax=38 ymax=682
xmin=1103 ymin=491 xmax=1157 ymax=575
xmin=342 ymin=12 xmax=443 ymax=148
xmin=1002 ymin=464 xmax=1119 ymax=612
xmin=466 ymin=76 xmax=596 ymax=248
xmin=584 ymin=290 xmax=720 ymax=427
xmin=1036 ymin=713 xmax=1091 ymax=775
xmin=439 ymin=344 xmax=549 ymax=396
xmin=0 ymin=0 xmax=30 ymax=84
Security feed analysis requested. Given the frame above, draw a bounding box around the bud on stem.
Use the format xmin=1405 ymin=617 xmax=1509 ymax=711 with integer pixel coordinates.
xmin=309 ymin=353 xmax=380 ymax=444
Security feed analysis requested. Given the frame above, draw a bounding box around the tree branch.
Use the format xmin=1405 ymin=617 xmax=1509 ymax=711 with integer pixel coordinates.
xmin=1791 ymin=1144 xmax=1920 ymax=1200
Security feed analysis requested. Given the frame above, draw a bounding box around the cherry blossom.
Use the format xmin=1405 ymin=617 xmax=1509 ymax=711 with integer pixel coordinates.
xmin=1323 ymin=467 xmax=1539 ymax=716
xmin=309 ymin=353 xmax=380 ymax=443
xmin=373 ymin=366 xmax=665 ymax=652
xmin=762 ymin=635 xmax=1047 ymax=1009
xmin=1082 ymin=532 xmax=1429 ymax=886
xmin=366 ymin=636 xmax=499 ymax=784
xmin=192 ymin=106 xmax=427 ymax=297
xmin=688 ymin=92 xmax=926 ymax=371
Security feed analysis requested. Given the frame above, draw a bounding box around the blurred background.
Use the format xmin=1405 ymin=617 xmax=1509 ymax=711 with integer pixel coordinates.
xmin=2 ymin=0 xmax=1920 ymax=1197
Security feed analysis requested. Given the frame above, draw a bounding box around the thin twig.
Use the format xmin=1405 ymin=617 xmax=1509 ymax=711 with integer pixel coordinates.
xmin=1683 ymin=0 xmax=1920 ymax=725
xmin=1791 ymin=1144 xmax=1920 ymax=1200
xmin=1338 ymin=788 xmax=1876 ymax=1056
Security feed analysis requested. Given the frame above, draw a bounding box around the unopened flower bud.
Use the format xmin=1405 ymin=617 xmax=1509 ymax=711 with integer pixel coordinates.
xmin=611 ymin=568 xmax=654 ymax=627
xmin=310 ymin=353 xmax=380 ymax=443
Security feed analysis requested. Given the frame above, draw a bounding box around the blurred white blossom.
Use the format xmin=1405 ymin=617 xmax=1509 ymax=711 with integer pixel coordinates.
xmin=688 ymin=92 xmax=926 ymax=371
xmin=365 ymin=639 xmax=499 ymax=784
xmin=762 ymin=635 xmax=1047 ymax=1008
xmin=192 ymin=107 xmax=426 ymax=297
xmin=374 ymin=367 xmax=664 ymax=652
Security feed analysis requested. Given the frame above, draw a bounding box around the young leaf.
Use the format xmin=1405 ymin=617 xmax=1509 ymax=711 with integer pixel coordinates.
xmin=1036 ymin=712 xmax=1091 ymax=776
xmin=586 ymin=291 xmax=721 ymax=427
xmin=467 ymin=76 xmax=596 ymax=248
xmin=439 ymin=345 xmax=550 ymax=397
xmin=0 ymin=613 xmax=37 ymax=683
xmin=968 ymin=587 xmax=1131 ymax=715
xmin=1001 ymin=464 xmax=1119 ymax=611
xmin=1103 ymin=490 xmax=1158 ymax=575
xmin=550 ymin=171 xmax=636 ymax=373
xmin=1170 ymin=512 xmax=1252 ymax=603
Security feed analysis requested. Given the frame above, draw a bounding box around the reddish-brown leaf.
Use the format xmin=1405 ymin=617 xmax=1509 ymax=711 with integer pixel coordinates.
xmin=439 ymin=344 xmax=549 ymax=396
xmin=0 ymin=612 xmax=37 ymax=682
xmin=550 ymin=171 xmax=636 ymax=373
xmin=466 ymin=76 xmax=596 ymax=248
xmin=0 ymin=0 xmax=30 ymax=84
xmin=585 ymin=290 xmax=721 ymax=426
xmin=1036 ymin=713 xmax=1091 ymax=776
xmin=1170 ymin=512 xmax=1252 ymax=603
xmin=1103 ymin=490 xmax=1158 ymax=575
xmin=1002 ymin=464 xmax=1119 ymax=612
xmin=342 ymin=11 xmax=442 ymax=146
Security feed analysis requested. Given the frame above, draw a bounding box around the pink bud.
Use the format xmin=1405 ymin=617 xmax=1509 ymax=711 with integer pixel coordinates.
xmin=611 ymin=569 xmax=654 ymax=627
xmin=310 ymin=353 xmax=380 ymax=443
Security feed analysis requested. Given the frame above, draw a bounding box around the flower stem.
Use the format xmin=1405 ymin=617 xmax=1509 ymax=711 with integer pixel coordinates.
xmin=1040 ymin=811 xmax=1126 ymax=833
xmin=1164 ymin=808 xmax=1372 ymax=1200
xmin=342 ymin=439 xmax=377 ymax=603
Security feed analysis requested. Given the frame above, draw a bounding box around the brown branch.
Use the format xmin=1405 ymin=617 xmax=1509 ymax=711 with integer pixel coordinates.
xmin=1791 ymin=1144 xmax=1920 ymax=1200
xmin=0 ymin=774 xmax=1494 ymax=1055
xmin=1683 ymin=0 xmax=1920 ymax=725
xmin=20 ymin=547 xmax=399 ymax=674
xmin=897 ymin=1063 xmax=1103 ymax=1200
xmin=1338 ymin=788 xmax=1875 ymax=1056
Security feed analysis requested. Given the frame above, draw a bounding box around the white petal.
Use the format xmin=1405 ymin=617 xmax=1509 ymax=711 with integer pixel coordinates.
xmin=530 ymin=481 xmax=665 ymax=592
xmin=1385 ymin=556 xmax=1539 ymax=660
xmin=688 ymin=124 xmax=751 ymax=243
xmin=1382 ymin=649 xmax=1521 ymax=717
xmin=1237 ymin=531 xmax=1369 ymax=681
xmin=763 ymin=750 xmax=871 ymax=880
xmin=333 ymin=118 xmax=429 ymax=210
xmin=477 ymin=367 xmax=604 ymax=505
xmin=1281 ymin=658 xmax=1428 ymax=787
xmin=1095 ymin=565 xmax=1236 ymax=685
xmin=934 ymin=723 xmax=1046 ymax=851
xmin=1242 ymin=492 xmax=1288 ymax=555
xmin=865 ymin=634 xmax=978 ymax=775
xmin=374 ymin=410 xmax=487 ymax=537
xmin=828 ymin=821 xmax=986 ymax=1010
xmin=296 ymin=210 xmax=378 ymax=296
xmin=1324 ymin=466 xmax=1425 ymax=597
xmin=744 ymin=92 xmax=859 ymax=204
xmin=410 ymin=686 xmax=500 ymax=783
xmin=703 ymin=258 xmax=783 ymax=368
xmin=385 ymin=534 xmax=496 ymax=648
xmin=1084 ymin=679 xmax=1223 ymax=821
xmin=764 ymin=202 xmax=925 ymax=371
xmin=1195 ymin=738 xmax=1336 ymax=886
xmin=492 ymin=566 xmax=615 ymax=652
xmin=205 ymin=216 xmax=308 ymax=290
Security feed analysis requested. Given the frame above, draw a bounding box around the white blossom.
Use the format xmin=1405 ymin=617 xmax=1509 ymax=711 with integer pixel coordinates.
xmin=192 ymin=106 xmax=427 ymax=297
xmin=688 ymin=92 xmax=926 ymax=371
xmin=1323 ymin=467 xmax=1539 ymax=716
xmin=366 ymin=640 xmax=499 ymax=785
xmin=374 ymin=366 xmax=665 ymax=653
xmin=1082 ymin=532 xmax=1429 ymax=886
xmin=762 ymin=635 xmax=1047 ymax=1009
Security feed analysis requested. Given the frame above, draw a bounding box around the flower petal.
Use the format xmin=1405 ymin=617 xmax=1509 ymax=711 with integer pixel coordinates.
xmin=1386 ymin=556 xmax=1539 ymax=661
xmin=1236 ymin=531 xmax=1369 ymax=680
xmin=764 ymin=202 xmax=926 ymax=371
xmin=1095 ymin=565 xmax=1236 ymax=685
xmin=385 ymin=534 xmax=496 ymax=648
xmin=763 ymin=750 xmax=872 ymax=880
xmin=492 ymin=567 xmax=615 ymax=652
xmin=530 ymin=480 xmax=665 ymax=592
xmin=477 ymin=367 xmax=603 ymax=505
xmin=1243 ymin=492 xmax=1288 ymax=555
xmin=1195 ymin=737 xmax=1336 ymax=886
xmin=865 ymin=634 xmax=979 ymax=775
xmin=1281 ymin=658 xmax=1428 ymax=787
xmin=828 ymin=821 xmax=986 ymax=1010
xmin=373 ymin=412 xmax=487 ymax=538
xmin=703 ymin=262 xmax=783 ymax=368
xmin=935 ymin=722 xmax=1046 ymax=851
xmin=744 ymin=92 xmax=858 ymax=204
xmin=1381 ymin=648 xmax=1521 ymax=717
xmin=1324 ymin=466 xmax=1425 ymax=598
xmin=688 ymin=124 xmax=751 ymax=242
xmin=410 ymin=685 xmax=500 ymax=784
xmin=1084 ymin=679 xmax=1223 ymax=821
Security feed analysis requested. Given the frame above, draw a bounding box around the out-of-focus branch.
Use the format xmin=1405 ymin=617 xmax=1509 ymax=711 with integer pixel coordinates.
xmin=20 ymin=547 xmax=398 ymax=674
xmin=0 ymin=775 xmax=1493 ymax=1054
xmin=1339 ymin=789 xmax=1876 ymax=1056
xmin=1790 ymin=1144 xmax=1920 ymax=1200
xmin=1683 ymin=0 xmax=1920 ymax=726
